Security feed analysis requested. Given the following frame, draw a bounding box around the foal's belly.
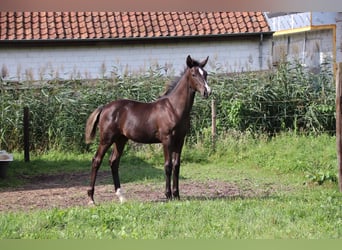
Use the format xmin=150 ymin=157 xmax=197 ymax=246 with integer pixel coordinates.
xmin=123 ymin=126 xmax=162 ymax=144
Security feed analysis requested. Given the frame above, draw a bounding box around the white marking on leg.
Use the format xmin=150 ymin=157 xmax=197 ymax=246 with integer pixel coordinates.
xmin=88 ymin=200 xmax=95 ymax=206
xmin=115 ymin=188 xmax=126 ymax=203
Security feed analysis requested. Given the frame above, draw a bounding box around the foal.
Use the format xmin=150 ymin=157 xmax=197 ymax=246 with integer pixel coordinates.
xmin=85 ymin=55 xmax=211 ymax=204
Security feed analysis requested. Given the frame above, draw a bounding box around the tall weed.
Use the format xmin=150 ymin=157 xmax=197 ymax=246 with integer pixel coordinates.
xmin=0 ymin=61 xmax=335 ymax=152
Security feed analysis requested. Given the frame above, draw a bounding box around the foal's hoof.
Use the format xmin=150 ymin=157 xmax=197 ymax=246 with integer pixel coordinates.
xmin=173 ymin=195 xmax=180 ymax=200
xmin=165 ymin=192 xmax=172 ymax=200
xmin=173 ymin=191 xmax=180 ymax=200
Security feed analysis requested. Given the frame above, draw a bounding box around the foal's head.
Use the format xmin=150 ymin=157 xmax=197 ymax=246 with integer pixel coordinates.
xmin=186 ymin=55 xmax=211 ymax=98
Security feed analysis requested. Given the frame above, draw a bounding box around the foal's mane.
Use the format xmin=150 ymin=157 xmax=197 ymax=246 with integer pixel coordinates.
xmin=159 ymin=58 xmax=202 ymax=98
xmin=159 ymin=74 xmax=182 ymax=98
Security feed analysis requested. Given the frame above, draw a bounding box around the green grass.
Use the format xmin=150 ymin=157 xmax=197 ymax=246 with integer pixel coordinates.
xmin=0 ymin=133 xmax=341 ymax=239
xmin=0 ymin=191 xmax=340 ymax=239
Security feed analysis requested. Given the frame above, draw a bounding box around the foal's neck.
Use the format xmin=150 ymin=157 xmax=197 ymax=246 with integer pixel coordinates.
xmin=167 ymin=70 xmax=196 ymax=115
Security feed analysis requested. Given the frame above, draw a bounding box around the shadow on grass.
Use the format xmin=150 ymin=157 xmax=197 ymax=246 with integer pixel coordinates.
xmin=0 ymin=154 xmax=164 ymax=191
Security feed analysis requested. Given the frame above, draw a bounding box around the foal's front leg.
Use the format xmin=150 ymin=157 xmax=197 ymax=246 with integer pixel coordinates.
xmin=172 ymin=151 xmax=181 ymax=200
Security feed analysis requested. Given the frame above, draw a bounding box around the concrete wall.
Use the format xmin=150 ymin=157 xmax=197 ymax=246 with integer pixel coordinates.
xmin=0 ymin=36 xmax=272 ymax=82
xmin=336 ymin=12 xmax=342 ymax=63
xmin=311 ymin=12 xmax=339 ymax=26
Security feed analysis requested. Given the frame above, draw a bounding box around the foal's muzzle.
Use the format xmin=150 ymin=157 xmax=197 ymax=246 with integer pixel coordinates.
xmin=202 ymin=85 xmax=211 ymax=99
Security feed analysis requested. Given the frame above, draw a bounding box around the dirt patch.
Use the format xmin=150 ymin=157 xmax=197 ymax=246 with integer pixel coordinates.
xmin=0 ymin=171 xmax=269 ymax=212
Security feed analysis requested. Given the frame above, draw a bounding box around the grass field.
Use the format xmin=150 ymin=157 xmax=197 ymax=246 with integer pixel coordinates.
xmin=0 ymin=133 xmax=341 ymax=239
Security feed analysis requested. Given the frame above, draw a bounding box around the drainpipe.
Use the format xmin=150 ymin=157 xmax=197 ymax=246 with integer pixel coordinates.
xmin=259 ymin=33 xmax=263 ymax=70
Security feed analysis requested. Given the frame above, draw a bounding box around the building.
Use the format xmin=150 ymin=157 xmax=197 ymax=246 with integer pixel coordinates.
xmin=266 ymin=12 xmax=342 ymax=74
xmin=0 ymin=12 xmax=272 ymax=82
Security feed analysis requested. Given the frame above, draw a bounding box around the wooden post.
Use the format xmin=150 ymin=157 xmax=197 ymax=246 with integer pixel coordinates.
xmin=211 ymin=99 xmax=216 ymax=150
xmin=23 ymin=107 xmax=30 ymax=162
xmin=336 ymin=62 xmax=342 ymax=192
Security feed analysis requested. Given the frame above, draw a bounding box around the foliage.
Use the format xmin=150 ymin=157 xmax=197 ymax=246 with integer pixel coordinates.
xmin=207 ymin=60 xmax=335 ymax=135
xmin=0 ymin=61 xmax=335 ymax=152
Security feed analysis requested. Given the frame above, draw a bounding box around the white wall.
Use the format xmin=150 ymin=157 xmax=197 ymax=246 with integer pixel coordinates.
xmin=0 ymin=37 xmax=272 ymax=82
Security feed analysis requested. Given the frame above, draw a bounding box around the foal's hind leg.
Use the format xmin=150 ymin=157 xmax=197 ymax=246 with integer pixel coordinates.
xmin=88 ymin=143 xmax=111 ymax=205
xmin=109 ymin=137 xmax=127 ymax=203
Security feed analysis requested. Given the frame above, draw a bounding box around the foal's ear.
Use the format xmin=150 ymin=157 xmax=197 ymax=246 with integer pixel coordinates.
xmin=186 ymin=55 xmax=194 ymax=68
xmin=200 ymin=56 xmax=209 ymax=68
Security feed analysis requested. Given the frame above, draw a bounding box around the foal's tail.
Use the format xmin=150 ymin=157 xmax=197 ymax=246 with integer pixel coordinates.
xmin=85 ymin=106 xmax=103 ymax=144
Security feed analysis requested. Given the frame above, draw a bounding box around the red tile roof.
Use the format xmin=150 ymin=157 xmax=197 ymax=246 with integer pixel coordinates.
xmin=0 ymin=12 xmax=270 ymax=41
